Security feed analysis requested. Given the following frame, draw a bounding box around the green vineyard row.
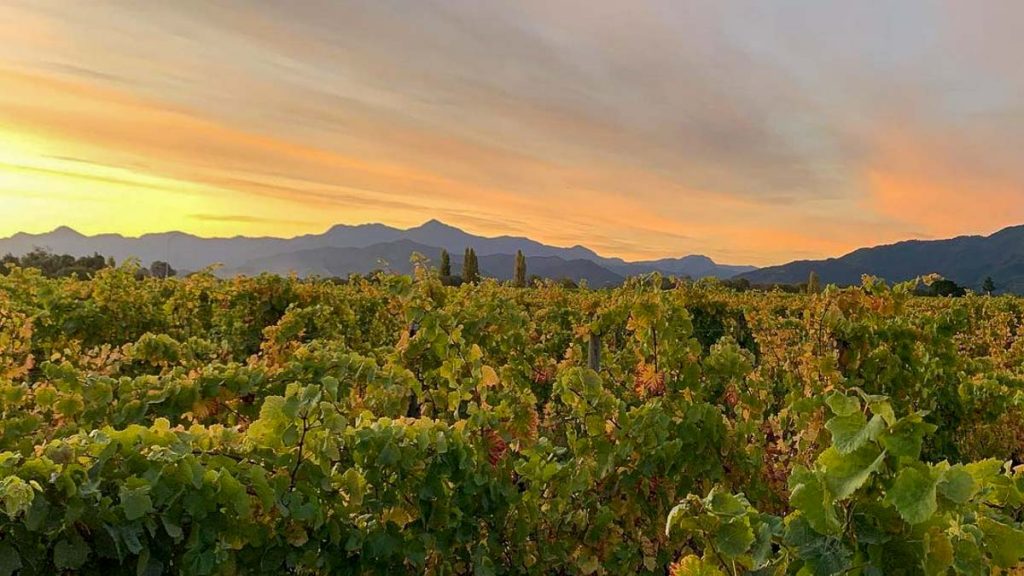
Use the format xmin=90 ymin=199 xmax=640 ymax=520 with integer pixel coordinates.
xmin=0 ymin=263 xmax=1021 ymax=574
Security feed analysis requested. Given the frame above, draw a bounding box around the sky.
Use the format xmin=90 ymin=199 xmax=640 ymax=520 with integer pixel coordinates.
xmin=0 ymin=1 xmax=1022 ymax=266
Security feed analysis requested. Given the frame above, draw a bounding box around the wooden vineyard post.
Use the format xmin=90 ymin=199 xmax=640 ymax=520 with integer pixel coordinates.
xmin=588 ymin=332 xmax=601 ymax=371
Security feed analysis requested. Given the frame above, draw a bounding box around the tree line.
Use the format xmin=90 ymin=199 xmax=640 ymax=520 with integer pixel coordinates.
xmin=438 ymin=247 xmax=528 ymax=287
xmin=1 ymin=248 xmax=176 ymax=279
xmin=722 ymin=270 xmax=998 ymax=297
xmin=1 ymin=247 xmax=1005 ymax=295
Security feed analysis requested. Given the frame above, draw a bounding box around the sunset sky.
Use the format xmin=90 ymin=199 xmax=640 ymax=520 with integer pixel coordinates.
xmin=1 ymin=1 xmax=1023 ymax=265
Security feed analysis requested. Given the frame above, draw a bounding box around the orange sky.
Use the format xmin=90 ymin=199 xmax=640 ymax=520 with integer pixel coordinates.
xmin=1 ymin=1 xmax=1023 ymax=266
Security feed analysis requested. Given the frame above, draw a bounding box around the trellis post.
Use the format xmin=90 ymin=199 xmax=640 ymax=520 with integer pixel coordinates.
xmin=587 ymin=332 xmax=601 ymax=371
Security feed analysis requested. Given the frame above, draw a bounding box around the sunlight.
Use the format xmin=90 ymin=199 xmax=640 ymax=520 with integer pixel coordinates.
xmin=0 ymin=128 xmax=230 ymax=237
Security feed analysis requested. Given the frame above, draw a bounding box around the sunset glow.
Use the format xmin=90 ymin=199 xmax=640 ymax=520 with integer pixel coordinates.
xmin=1 ymin=1 xmax=1023 ymax=265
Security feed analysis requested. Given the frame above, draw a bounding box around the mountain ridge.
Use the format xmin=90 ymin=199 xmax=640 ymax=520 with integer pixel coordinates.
xmin=0 ymin=221 xmax=753 ymax=283
xmin=225 ymin=239 xmax=627 ymax=287
xmin=738 ymin=224 xmax=1024 ymax=293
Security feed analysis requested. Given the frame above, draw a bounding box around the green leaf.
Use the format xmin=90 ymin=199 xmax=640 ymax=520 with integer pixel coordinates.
xmin=979 ymin=517 xmax=1024 ymax=568
xmin=160 ymin=515 xmax=183 ymax=540
xmin=885 ymin=467 xmax=938 ymax=524
xmin=953 ymin=536 xmax=984 ymax=574
xmin=666 ymin=498 xmax=703 ymax=536
xmin=120 ymin=524 xmax=144 ymax=555
xmin=922 ymin=527 xmax=953 ymax=576
xmin=705 ymin=489 xmax=747 ymax=518
xmin=826 ymin=413 xmax=884 ymax=454
xmin=247 ymin=396 xmax=288 ymax=446
xmin=218 ymin=472 xmax=250 ymax=518
xmin=120 ymin=485 xmax=154 ymax=521
xmin=826 ymin=393 xmax=861 ymax=417
xmin=0 ymin=544 xmax=21 ymax=576
xmin=749 ymin=516 xmax=782 ymax=569
xmin=878 ymin=414 xmax=936 ymax=459
xmin=136 ymin=547 xmax=151 ymax=576
xmin=784 ymin=515 xmax=853 ymax=575
xmin=937 ymin=466 xmax=976 ymax=504
xmin=247 ymin=467 xmax=277 ymax=510
xmin=789 ymin=467 xmax=841 ymax=535
xmin=54 ymin=536 xmax=90 ymax=570
xmin=0 ymin=476 xmax=34 ymax=518
xmin=818 ymin=445 xmax=885 ymax=500
xmin=964 ymin=459 xmax=1003 ymax=484
xmin=715 ymin=520 xmax=755 ymax=558
xmin=868 ymin=399 xmax=896 ymax=426
xmin=376 ymin=442 xmax=401 ymax=467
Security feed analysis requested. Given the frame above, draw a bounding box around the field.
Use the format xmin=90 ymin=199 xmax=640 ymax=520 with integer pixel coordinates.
xmin=0 ymin=263 xmax=1022 ymax=575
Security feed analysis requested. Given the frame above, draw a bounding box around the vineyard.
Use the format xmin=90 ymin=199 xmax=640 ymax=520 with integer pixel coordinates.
xmin=0 ymin=261 xmax=1021 ymax=575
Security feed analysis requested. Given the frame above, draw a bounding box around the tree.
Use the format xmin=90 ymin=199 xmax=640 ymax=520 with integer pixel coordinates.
xmin=462 ymin=248 xmax=479 ymax=284
xmin=439 ymin=249 xmax=451 ymax=277
xmin=1 ymin=249 xmax=111 ymax=278
xmin=928 ymin=278 xmax=966 ymax=297
xmin=150 ymin=260 xmax=177 ymax=279
xmin=722 ymin=277 xmax=751 ymax=292
xmin=807 ymin=270 xmax=820 ymax=294
xmin=982 ymin=276 xmax=996 ymax=295
xmin=513 ymin=250 xmax=527 ymax=287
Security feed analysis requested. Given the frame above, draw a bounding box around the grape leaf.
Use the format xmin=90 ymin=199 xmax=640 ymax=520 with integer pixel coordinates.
xmin=120 ymin=485 xmax=154 ymax=521
xmin=885 ymin=467 xmax=938 ymax=524
xmin=818 ymin=445 xmax=885 ymax=500
xmin=825 ymin=412 xmax=884 ymax=454
xmin=714 ymin=520 xmax=755 ymax=558
xmin=789 ymin=467 xmax=841 ymax=535
xmin=54 ymin=537 xmax=90 ymax=570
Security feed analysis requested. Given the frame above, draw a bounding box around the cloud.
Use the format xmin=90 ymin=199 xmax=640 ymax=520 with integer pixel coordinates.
xmin=188 ymin=214 xmax=315 ymax=226
xmin=0 ymin=1 xmax=1022 ymax=264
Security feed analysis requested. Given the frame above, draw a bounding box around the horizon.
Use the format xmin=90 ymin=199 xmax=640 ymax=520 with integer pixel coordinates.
xmin=3 ymin=2 xmax=1024 ymax=266
xmin=2 ymin=218 xmax=725 ymax=264
xmin=4 ymin=218 xmax=1021 ymax=270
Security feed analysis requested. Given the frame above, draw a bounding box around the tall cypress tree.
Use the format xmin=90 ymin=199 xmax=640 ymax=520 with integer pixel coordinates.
xmin=514 ymin=250 xmax=527 ymax=287
xmin=807 ymin=270 xmax=821 ymax=294
xmin=440 ymin=249 xmax=451 ymax=277
xmin=463 ymin=247 xmax=479 ymax=283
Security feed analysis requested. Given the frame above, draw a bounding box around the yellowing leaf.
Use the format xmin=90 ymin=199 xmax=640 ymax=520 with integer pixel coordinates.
xmin=480 ymin=365 xmax=500 ymax=388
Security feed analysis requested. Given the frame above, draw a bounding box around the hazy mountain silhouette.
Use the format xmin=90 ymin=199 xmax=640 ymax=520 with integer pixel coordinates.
xmin=0 ymin=220 xmax=752 ymax=283
xmin=739 ymin=225 xmax=1024 ymax=293
xmin=603 ymin=254 xmax=754 ymax=279
xmin=228 ymin=239 xmax=624 ymax=286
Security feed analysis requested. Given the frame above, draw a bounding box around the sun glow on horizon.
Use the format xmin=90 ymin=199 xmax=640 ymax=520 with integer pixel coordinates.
xmin=1 ymin=2 xmax=1023 ymax=266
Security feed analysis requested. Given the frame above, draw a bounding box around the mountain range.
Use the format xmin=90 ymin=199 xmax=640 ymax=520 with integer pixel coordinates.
xmin=8 ymin=221 xmax=1024 ymax=291
xmin=0 ymin=220 xmax=754 ymax=286
xmin=738 ymin=225 xmax=1024 ymax=293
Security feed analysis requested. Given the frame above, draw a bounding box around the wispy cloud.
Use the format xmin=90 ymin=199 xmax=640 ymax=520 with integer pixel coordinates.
xmin=0 ymin=1 xmax=1022 ymax=264
xmin=189 ymin=214 xmax=315 ymax=226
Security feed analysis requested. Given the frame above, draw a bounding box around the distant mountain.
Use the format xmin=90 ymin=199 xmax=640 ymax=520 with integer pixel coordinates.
xmin=227 ymin=239 xmax=625 ymax=286
xmin=471 ymin=253 xmax=624 ymax=287
xmin=603 ymin=254 xmax=755 ymax=279
xmin=0 ymin=220 xmax=752 ymax=283
xmin=228 ymin=239 xmax=438 ymax=278
xmin=739 ymin=225 xmax=1024 ymax=293
xmin=399 ymin=220 xmax=603 ymax=261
